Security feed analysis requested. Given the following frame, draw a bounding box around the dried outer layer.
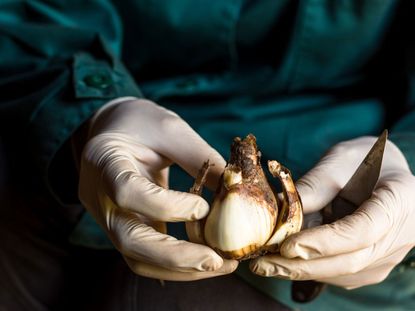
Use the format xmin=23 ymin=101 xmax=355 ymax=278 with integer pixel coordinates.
xmin=190 ymin=160 xmax=211 ymax=196
xmin=215 ymin=243 xmax=267 ymax=261
xmin=264 ymin=160 xmax=303 ymax=253
xmin=229 ymin=134 xmax=260 ymax=180
xmin=185 ymin=160 xmax=212 ymax=244
xmin=227 ymin=134 xmax=277 ymax=215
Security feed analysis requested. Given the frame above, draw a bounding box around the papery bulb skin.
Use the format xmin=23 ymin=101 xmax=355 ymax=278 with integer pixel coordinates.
xmin=204 ymin=134 xmax=279 ymax=260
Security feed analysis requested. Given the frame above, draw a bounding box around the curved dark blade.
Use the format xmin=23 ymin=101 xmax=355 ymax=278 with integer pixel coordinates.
xmin=292 ymin=130 xmax=388 ymax=303
xmin=323 ymin=129 xmax=388 ymax=223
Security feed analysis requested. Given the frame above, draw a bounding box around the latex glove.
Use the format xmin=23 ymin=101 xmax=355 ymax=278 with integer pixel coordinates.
xmin=250 ymin=136 xmax=415 ymax=289
xmin=79 ymin=97 xmax=238 ymax=281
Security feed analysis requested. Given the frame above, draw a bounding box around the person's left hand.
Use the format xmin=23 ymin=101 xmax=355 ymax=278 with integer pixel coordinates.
xmin=250 ymin=136 xmax=415 ymax=289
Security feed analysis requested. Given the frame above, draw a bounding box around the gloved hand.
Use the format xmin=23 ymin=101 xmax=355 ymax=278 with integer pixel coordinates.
xmin=250 ymin=136 xmax=415 ymax=289
xmin=78 ymin=97 xmax=238 ymax=281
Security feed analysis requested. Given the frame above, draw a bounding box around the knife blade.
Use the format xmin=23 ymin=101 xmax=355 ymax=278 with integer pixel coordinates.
xmin=291 ymin=129 xmax=388 ymax=303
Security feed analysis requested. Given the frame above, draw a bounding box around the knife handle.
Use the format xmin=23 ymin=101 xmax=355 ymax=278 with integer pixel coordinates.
xmin=291 ymin=280 xmax=327 ymax=303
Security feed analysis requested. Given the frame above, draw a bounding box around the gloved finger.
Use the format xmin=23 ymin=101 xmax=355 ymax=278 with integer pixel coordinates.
xmin=295 ymin=146 xmax=366 ymax=214
xmin=124 ymin=256 xmax=238 ymax=281
xmin=296 ymin=136 xmax=410 ymax=215
xmin=143 ymin=219 xmax=167 ymax=234
xmin=369 ymin=244 xmax=414 ymax=270
xmin=106 ymin=197 xmax=229 ymax=273
xmin=318 ymin=245 xmax=412 ymax=289
xmin=88 ymin=100 xmax=226 ymax=189
xmin=159 ymin=129 xmax=226 ymax=190
xmin=137 ymin=104 xmax=226 ymax=190
xmin=250 ymin=246 xmax=374 ymax=280
xmin=102 ymin=154 xmax=211 ymax=222
xmin=280 ymin=185 xmax=394 ymax=260
xmin=317 ymin=263 xmax=395 ymax=289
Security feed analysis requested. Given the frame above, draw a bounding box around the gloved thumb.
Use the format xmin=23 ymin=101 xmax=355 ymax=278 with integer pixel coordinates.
xmin=295 ymin=143 xmax=366 ymax=214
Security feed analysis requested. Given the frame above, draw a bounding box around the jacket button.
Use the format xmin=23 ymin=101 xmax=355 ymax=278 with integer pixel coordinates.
xmin=83 ymin=73 xmax=112 ymax=89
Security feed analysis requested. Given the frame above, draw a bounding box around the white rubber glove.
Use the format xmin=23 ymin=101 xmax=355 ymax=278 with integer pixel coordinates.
xmin=250 ymin=136 xmax=415 ymax=289
xmin=78 ymin=97 xmax=238 ymax=281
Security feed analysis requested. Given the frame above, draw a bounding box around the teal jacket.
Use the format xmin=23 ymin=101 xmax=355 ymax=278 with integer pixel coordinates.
xmin=1 ymin=1 xmax=415 ymax=310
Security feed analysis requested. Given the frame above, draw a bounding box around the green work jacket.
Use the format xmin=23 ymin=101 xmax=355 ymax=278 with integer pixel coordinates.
xmin=2 ymin=1 xmax=415 ymax=310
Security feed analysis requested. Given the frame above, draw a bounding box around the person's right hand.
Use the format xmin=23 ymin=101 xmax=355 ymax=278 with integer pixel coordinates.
xmin=250 ymin=136 xmax=415 ymax=289
xmin=78 ymin=97 xmax=238 ymax=281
